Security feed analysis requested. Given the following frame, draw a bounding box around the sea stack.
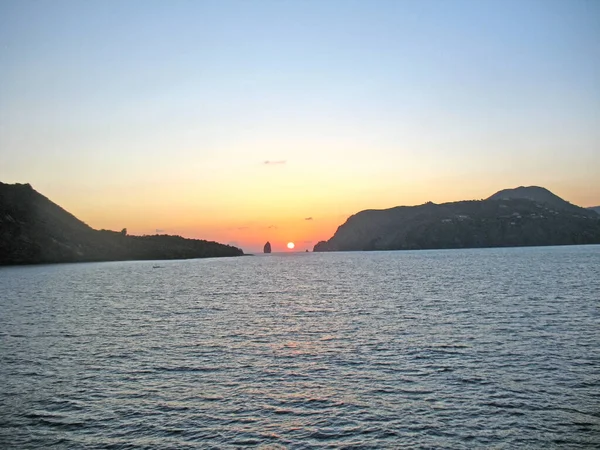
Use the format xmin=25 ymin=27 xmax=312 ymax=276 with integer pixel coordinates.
xmin=263 ymin=241 xmax=272 ymax=253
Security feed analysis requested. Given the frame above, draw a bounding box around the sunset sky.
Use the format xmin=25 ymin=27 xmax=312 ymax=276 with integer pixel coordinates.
xmin=1 ymin=0 xmax=599 ymax=253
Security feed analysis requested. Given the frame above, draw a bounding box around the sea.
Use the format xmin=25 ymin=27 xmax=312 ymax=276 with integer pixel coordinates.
xmin=1 ymin=245 xmax=599 ymax=449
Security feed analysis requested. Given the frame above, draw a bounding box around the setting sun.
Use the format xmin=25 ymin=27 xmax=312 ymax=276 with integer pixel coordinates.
xmin=287 ymin=242 xmax=295 ymax=249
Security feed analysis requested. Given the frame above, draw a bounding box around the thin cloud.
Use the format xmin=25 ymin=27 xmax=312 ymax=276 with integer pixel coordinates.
xmin=264 ymin=160 xmax=286 ymax=165
xmin=304 ymin=217 xmax=313 ymax=221
xmin=237 ymin=226 xmax=250 ymax=230
xmin=266 ymin=225 xmax=277 ymax=229
xmin=156 ymin=228 xmax=165 ymax=233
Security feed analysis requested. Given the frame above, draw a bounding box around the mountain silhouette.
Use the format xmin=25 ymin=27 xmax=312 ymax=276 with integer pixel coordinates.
xmin=314 ymin=186 xmax=600 ymax=252
xmin=487 ymin=186 xmax=583 ymax=212
xmin=0 ymin=182 xmax=243 ymax=265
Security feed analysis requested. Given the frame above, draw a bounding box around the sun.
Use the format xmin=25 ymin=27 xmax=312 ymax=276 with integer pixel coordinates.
xmin=287 ymin=242 xmax=295 ymax=249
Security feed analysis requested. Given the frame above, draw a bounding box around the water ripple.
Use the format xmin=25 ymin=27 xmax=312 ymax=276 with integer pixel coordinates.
xmin=1 ymin=246 xmax=600 ymax=448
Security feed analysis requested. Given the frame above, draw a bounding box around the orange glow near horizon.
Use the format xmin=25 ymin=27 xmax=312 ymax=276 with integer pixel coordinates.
xmin=42 ymin=174 xmax=600 ymax=255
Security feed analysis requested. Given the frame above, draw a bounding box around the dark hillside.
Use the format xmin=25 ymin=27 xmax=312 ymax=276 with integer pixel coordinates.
xmin=0 ymin=182 xmax=243 ymax=265
xmin=487 ymin=186 xmax=582 ymax=212
xmin=314 ymin=187 xmax=600 ymax=252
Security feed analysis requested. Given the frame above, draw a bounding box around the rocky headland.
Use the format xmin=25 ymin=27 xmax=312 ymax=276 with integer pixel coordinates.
xmin=314 ymin=186 xmax=600 ymax=252
xmin=0 ymin=182 xmax=243 ymax=265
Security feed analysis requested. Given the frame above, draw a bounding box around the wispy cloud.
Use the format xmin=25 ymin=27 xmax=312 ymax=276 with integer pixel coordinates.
xmin=304 ymin=217 xmax=313 ymax=221
xmin=237 ymin=226 xmax=250 ymax=230
xmin=264 ymin=160 xmax=286 ymax=165
xmin=156 ymin=228 xmax=165 ymax=233
xmin=266 ymin=225 xmax=277 ymax=229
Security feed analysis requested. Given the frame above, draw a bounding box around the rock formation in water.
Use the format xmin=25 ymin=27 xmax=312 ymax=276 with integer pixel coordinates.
xmin=313 ymin=186 xmax=600 ymax=252
xmin=0 ymin=182 xmax=244 ymax=265
xmin=263 ymin=241 xmax=272 ymax=253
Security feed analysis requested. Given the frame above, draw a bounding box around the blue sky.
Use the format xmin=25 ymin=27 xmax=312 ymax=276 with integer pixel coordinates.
xmin=1 ymin=0 xmax=599 ymax=250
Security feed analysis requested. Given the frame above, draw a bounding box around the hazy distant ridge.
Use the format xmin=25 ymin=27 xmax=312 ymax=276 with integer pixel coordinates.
xmin=0 ymin=182 xmax=243 ymax=265
xmin=314 ymin=186 xmax=600 ymax=252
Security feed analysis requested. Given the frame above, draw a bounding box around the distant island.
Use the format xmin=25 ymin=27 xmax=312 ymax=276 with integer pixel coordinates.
xmin=0 ymin=182 xmax=244 ymax=265
xmin=314 ymin=186 xmax=600 ymax=252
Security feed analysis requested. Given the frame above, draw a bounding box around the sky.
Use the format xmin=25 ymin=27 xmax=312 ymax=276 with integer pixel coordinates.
xmin=1 ymin=0 xmax=599 ymax=253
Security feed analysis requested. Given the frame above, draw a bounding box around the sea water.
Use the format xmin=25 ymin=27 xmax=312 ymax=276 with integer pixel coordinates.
xmin=1 ymin=246 xmax=599 ymax=448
